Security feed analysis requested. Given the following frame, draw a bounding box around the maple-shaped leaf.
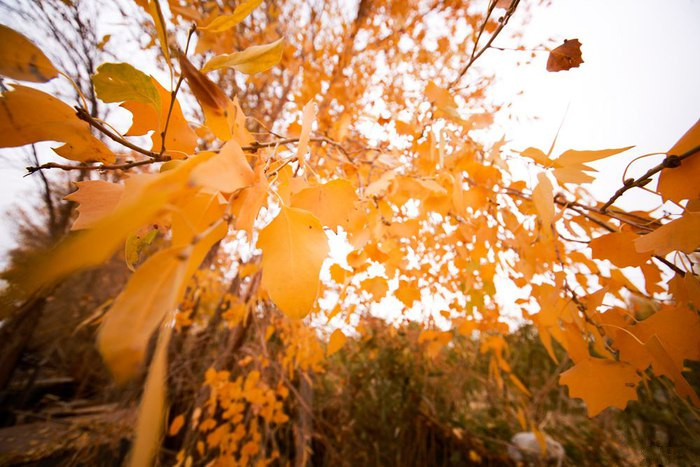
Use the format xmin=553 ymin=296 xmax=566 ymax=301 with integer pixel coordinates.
xmin=522 ymin=146 xmax=633 ymax=184
xmin=547 ymin=39 xmax=583 ymax=72
xmin=201 ymin=0 xmax=263 ymax=32
xmin=0 ymin=85 xmax=115 ymax=162
xmin=559 ymin=357 xmax=640 ymax=416
xmin=202 ymin=38 xmax=284 ymax=74
xmin=657 ymin=119 xmax=700 ymax=202
xmin=0 ymin=25 xmax=58 ymax=82
xmin=258 ymin=206 xmax=329 ymax=319
xmin=291 ymin=179 xmax=358 ymax=231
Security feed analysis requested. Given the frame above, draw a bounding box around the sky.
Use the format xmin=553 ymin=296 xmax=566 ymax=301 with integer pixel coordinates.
xmin=1 ymin=0 xmax=699 ymax=268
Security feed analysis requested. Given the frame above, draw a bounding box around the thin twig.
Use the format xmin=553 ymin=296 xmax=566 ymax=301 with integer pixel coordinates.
xmin=75 ymin=107 xmax=161 ymax=159
xmin=600 ymin=144 xmax=700 ymax=212
xmin=26 ymin=159 xmax=160 ymax=175
xmin=449 ymin=0 xmax=520 ymax=89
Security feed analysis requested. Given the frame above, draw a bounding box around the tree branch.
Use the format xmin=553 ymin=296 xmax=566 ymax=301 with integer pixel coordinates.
xmin=600 ymin=144 xmax=700 ymax=212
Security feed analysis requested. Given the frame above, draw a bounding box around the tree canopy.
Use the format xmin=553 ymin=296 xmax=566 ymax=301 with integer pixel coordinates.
xmin=0 ymin=0 xmax=698 ymax=465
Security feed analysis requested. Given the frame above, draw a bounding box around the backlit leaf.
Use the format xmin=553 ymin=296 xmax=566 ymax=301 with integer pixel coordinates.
xmin=92 ymin=62 xmax=161 ymax=111
xmin=634 ymin=212 xmax=700 ymax=255
xmin=190 ymin=140 xmax=255 ymax=193
xmin=258 ymin=206 xmax=329 ymax=319
xmin=291 ymin=179 xmax=358 ymax=230
xmin=657 ymin=119 xmax=700 ymax=202
xmin=327 ymin=329 xmax=347 ymax=357
xmin=202 ymin=38 xmax=284 ymax=74
xmin=201 ymin=0 xmax=263 ymax=32
xmin=589 ymin=231 xmax=651 ymax=268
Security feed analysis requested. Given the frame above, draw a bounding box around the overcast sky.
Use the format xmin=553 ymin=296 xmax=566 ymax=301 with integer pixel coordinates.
xmin=1 ymin=0 xmax=699 ymax=266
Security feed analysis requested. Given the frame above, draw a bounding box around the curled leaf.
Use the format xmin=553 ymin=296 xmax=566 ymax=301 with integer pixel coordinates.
xmin=202 ymin=38 xmax=284 ymax=74
xmin=547 ymin=39 xmax=583 ymax=72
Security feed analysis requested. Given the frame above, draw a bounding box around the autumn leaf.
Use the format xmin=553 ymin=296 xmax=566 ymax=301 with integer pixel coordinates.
xmin=64 ymin=180 xmax=124 ymax=230
xmin=589 ymin=231 xmax=651 ymax=268
xmin=657 ymin=119 xmax=700 ymax=202
xmin=532 ymin=172 xmax=554 ymax=230
xmin=0 ymin=24 xmax=59 ymax=82
xmin=559 ymin=357 xmax=640 ymax=416
xmin=201 ymin=0 xmax=263 ymax=32
xmin=634 ymin=212 xmax=700 ymax=255
xmin=327 ymin=329 xmax=347 ymax=356
xmin=0 ymin=84 xmax=115 ymax=162
xmin=92 ymin=62 xmax=161 ymax=111
xmin=128 ymin=322 xmax=171 ymax=467
xmin=232 ymin=161 xmax=269 ymax=237
xmin=121 ymin=77 xmax=197 ymax=156
xmin=291 ymin=179 xmax=358 ymax=230
xmin=258 ymin=206 xmax=329 ymax=319
xmin=202 ymin=38 xmax=284 ymax=74
xmin=190 ymin=140 xmax=255 ymax=193
xmin=97 ymin=246 xmax=187 ymax=383
xmin=547 ymin=38 xmax=583 ymax=72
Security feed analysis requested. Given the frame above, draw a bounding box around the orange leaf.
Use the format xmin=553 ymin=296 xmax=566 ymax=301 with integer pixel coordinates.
xmin=559 ymin=357 xmax=640 ymax=416
xmin=0 ymin=25 xmax=58 ymax=82
xmin=547 ymin=39 xmax=583 ymax=72
xmin=634 ymin=212 xmax=700 ymax=255
xmin=657 ymin=119 xmax=700 ymax=202
xmin=589 ymin=231 xmax=651 ymax=268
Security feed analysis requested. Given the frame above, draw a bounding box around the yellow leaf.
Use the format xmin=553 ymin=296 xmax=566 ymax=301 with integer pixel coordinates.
xmin=291 ymin=179 xmax=357 ymax=230
xmin=232 ymin=162 xmax=269 ymax=237
xmin=532 ymin=172 xmax=554 ymax=230
xmin=146 ymin=0 xmax=171 ymax=67
xmin=97 ymin=246 xmax=188 ymax=383
xmin=559 ymin=357 xmax=640 ymax=416
xmin=296 ymin=100 xmax=316 ymax=162
xmin=554 ymin=146 xmax=633 ymax=166
xmin=0 ymin=85 xmax=115 ymax=162
xmin=128 ymin=322 xmax=171 ymax=467
xmin=64 ymin=180 xmax=124 ymax=230
xmin=202 ymin=38 xmax=284 ymax=74
xmin=395 ymin=281 xmax=421 ymax=307
xmin=4 ymin=152 xmax=215 ymax=306
xmin=329 ymin=264 xmax=350 ymax=283
xmin=168 ymin=414 xmax=185 ymax=437
xmin=258 ymin=206 xmax=329 ymax=319
xmin=657 ymin=119 xmax=700 ymax=202
xmin=360 ymin=276 xmax=388 ymax=301
xmin=0 ymin=25 xmax=58 ymax=82
xmin=589 ymin=231 xmax=651 ymax=268
xmin=190 ymin=141 xmax=255 ymax=192
xmin=634 ymin=212 xmax=700 ymax=255
xmin=201 ymin=0 xmax=263 ymax=32
xmin=327 ymin=329 xmax=347 ymax=356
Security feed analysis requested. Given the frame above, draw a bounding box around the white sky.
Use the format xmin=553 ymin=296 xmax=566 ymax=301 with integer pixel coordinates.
xmin=1 ymin=0 xmax=699 ymax=267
